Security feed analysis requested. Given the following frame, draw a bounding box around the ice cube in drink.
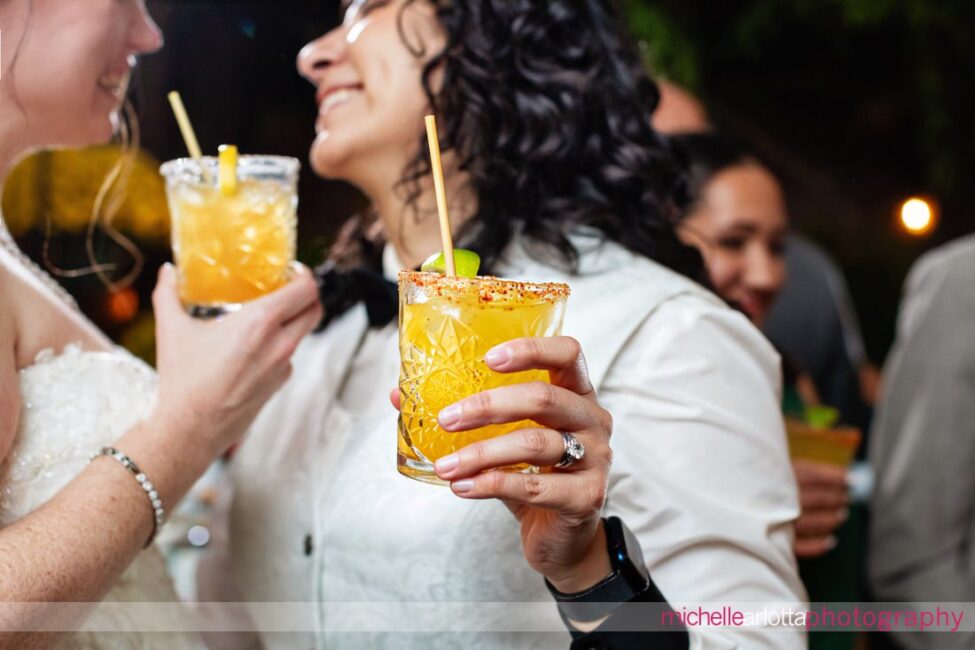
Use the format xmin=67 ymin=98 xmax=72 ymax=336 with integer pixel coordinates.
xmin=160 ymin=155 xmax=299 ymax=317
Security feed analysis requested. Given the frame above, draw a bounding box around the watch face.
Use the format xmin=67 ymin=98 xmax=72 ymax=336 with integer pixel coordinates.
xmin=611 ymin=516 xmax=650 ymax=586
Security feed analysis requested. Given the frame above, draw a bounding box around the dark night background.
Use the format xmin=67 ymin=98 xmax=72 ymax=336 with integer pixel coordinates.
xmin=8 ymin=0 xmax=975 ymax=364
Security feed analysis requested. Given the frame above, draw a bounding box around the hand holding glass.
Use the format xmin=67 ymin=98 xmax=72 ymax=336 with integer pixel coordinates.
xmin=397 ymin=271 xmax=570 ymax=485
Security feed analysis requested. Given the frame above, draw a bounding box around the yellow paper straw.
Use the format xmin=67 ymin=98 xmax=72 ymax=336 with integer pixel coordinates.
xmin=424 ymin=115 xmax=456 ymax=277
xmin=167 ymin=91 xmax=212 ymax=183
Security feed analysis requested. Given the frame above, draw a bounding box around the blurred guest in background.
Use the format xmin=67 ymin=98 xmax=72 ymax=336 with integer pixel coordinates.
xmin=671 ymin=133 xmax=861 ymax=649
xmin=869 ymin=234 xmax=975 ymax=650
xmin=762 ymin=236 xmax=878 ymax=645
xmin=670 ymin=134 xmax=786 ymax=328
xmin=651 ymin=81 xmax=711 ymax=134
xmin=652 ymin=83 xmax=878 ymax=433
xmin=765 ymin=234 xmax=880 ymax=434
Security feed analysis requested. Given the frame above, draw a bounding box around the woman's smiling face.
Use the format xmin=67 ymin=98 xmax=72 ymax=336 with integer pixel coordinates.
xmin=0 ymin=0 xmax=163 ymax=150
xmin=678 ymin=162 xmax=789 ymax=326
xmin=296 ymin=0 xmax=446 ymax=184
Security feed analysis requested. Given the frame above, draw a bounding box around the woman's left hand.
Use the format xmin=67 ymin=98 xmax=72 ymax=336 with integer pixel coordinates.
xmin=392 ymin=336 xmax=615 ymax=593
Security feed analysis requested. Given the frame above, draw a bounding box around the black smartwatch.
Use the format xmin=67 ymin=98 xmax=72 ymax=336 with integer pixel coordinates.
xmin=546 ymin=516 xmax=651 ymax=625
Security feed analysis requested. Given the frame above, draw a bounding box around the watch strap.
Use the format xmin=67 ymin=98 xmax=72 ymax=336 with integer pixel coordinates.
xmin=545 ymin=517 xmax=651 ymax=624
xmin=546 ymin=569 xmax=645 ymax=623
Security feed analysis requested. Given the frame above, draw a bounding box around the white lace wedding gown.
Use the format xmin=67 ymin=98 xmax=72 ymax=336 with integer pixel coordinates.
xmin=0 ymin=235 xmax=204 ymax=648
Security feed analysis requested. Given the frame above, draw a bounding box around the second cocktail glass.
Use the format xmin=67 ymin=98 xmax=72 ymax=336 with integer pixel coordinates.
xmin=397 ymin=271 xmax=570 ymax=485
xmin=160 ymin=155 xmax=299 ymax=317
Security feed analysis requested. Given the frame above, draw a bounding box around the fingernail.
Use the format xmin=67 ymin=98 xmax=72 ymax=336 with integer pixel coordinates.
xmin=485 ymin=346 xmax=512 ymax=368
xmin=436 ymin=454 xmax=460 ymax=474
xmin=824 ymin=535 xmax=838 ymax=551
xmin=438 ymin=405 xmax=462 ymax=428
xmin=452 ymin=479 xmax=474 ymax=494
xmin=838 ymin=508 xmax=850 ymax=523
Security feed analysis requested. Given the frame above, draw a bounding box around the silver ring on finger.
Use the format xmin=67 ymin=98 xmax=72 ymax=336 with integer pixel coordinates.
xmin=554 ymin=431 xmax=586 ymax=469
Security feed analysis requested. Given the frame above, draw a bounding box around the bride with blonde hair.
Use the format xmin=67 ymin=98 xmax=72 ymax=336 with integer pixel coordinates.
xmin=0 ymin=1 xmax=321 ymax=647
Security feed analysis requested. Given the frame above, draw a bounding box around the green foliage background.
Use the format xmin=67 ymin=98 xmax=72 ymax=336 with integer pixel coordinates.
xmin=624 ymin=0 xmax=973 ymax=203
xmin=621 ymin=0 xmax=975 ymax=359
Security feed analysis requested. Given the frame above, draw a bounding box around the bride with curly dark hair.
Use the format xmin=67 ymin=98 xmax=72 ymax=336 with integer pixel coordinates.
xmin=201 ymin=1 xmax=806 ymax=648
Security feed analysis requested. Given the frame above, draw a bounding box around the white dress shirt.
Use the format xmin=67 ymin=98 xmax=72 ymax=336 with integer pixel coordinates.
xmin=204 ymin=232 xmax=806 ymax=649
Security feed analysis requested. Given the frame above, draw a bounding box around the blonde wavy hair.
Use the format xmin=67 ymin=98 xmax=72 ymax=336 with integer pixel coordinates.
xmin=6 ymin=0 xmax=147 ymax=293
xmin=42 ymin=100 xmax=147 ymax=293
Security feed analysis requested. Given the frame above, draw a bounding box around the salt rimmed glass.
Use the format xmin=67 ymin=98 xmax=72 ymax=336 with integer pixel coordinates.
xmin=397 ymin=271 xmax=570 ymax=485
xmin=160 ymin=155 xmax=299 ymax=318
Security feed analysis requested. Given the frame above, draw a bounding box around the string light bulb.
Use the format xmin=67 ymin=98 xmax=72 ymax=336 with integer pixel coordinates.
xmin=898 ymin=197 xmax=937 ymax=236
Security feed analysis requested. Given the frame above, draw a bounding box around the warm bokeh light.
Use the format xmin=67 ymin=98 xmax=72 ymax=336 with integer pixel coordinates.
xmin=1 ymin=147 xmax=170 ymax=240
xmin=105 ymin=288 xmax=140 ymax=324
xmin=899 ymin=197 xmax=936 ymax=236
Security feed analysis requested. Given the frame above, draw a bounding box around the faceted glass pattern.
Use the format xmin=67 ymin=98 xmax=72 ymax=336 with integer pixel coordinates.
xmin=397 ymin=272 xmax=569 ymax=485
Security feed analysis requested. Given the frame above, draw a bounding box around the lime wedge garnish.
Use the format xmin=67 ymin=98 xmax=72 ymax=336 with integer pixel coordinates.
xmin=218 ymin=144 xmax=238 ymax=196
xmin=421 ymin=250 xmax=481 ymax=277
xmin=805 ymin=405 xmax=840 ymax=430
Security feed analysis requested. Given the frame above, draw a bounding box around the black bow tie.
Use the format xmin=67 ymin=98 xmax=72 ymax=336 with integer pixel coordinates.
xmin=314 ymin=262 xmax=398 ymax=331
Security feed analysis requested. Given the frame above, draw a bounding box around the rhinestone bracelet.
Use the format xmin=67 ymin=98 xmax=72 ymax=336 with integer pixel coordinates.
xmin=90 ymin=447 xmax=165 ymax=547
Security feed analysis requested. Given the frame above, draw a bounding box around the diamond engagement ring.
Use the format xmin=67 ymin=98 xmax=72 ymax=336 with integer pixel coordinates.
xmin=554 ymin=431 xmax=586 ymax=469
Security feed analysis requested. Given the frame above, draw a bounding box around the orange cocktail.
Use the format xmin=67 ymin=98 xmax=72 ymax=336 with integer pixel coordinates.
xmin=786 ymin=419 xmax=861 ymax=467
xmin=397 ymin=271 xmax=569 ymax=485
xmin=160 ymin=155 xmax=298 ymax=317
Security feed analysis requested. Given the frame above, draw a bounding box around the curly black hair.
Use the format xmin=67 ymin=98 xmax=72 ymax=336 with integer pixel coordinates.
xmin=333 ymin=0 xmax=708 ymax=287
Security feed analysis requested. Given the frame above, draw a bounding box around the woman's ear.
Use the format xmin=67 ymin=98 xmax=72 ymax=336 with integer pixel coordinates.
xmin=398 ymin=0 xmax=447 ymax=61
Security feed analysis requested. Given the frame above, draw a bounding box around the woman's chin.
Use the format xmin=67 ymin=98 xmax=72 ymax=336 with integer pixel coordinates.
xmin=66 ymin=115 xmax=116 ymax=149
xmin=85 ymin=98 xmax=122 ymax=144
xmin=744 ymin=304 xmax=770 ymax=328
xmin=91 ymin=118 xmax=116 ymax=145
xmin=309 ymin=133 xmax=352 ymax=180
xmin=45 ymin=128 xmax=112 ymax=152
